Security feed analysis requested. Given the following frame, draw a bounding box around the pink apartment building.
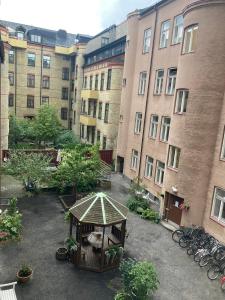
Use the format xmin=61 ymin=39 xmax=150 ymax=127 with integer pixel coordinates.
xmin=116 ymin=0 xmax=225 ymax=242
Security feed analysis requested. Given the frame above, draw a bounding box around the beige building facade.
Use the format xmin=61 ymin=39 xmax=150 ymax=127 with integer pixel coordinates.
xmin=117 ymin=0 xmax=225 ymax=242
xmin=73 ymin=24 xmax=127 ymax=154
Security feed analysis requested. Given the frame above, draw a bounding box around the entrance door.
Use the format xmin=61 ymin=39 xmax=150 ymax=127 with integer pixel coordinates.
xmin=165 ymin=192 xmax=183 ymax=225
xmin=117 ymin=156 xmax=124 ymax=173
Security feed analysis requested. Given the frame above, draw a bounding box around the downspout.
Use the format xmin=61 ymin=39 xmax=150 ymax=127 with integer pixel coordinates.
xmin=15 ymin=48 xmax=17 ymax=115
xmin=137 ymin=6 xmax=159 ymax=179
xmin=40 ymin=44 xmax=43 ymax=106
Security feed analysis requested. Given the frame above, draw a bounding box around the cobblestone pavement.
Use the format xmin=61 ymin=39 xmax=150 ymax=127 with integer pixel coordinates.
xmin=0 ymin=173 xmax=224 ymax=300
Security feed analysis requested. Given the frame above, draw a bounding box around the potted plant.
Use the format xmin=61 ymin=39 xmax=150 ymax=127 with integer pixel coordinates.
xmin=56 ymin=247 xmax=68 ymax=261
xmin=16 ymin=264 xmax=33 ymax=283
xmin=179 ymin=201 xmax=190 ymax=211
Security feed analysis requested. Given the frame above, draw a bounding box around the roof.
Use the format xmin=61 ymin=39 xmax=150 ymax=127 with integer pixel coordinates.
xmin=69 ymin=192 xmax=128 ymax=225
xmin=0 ymin=20 xmax=92 ymax=47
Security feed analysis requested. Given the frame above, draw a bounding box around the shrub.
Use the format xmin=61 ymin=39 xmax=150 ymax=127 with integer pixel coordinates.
xmin=126 ymin=196 xmax=149 ymax=212
xmin=141 ymin=208 xmax=160 ymax=223
xmin=119 ymin=258 xmax=159 ymax=300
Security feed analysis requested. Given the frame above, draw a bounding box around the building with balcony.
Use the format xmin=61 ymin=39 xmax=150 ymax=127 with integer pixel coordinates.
xmin=0 ymin=20 xmax=91 ymax=128
xmin=73 ymin=23 xmax=127 ymax=154
xmin=116 ymin=0 xmax=225 ymax=242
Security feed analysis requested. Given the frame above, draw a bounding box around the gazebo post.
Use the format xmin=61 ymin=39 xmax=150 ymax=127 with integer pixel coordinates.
xmin=121 ymin=220 xmax=126 ymax=247
xmin=100 ymin=226 xmax=106 ymax=271
xmin=69 ymin=213 xmax=73 ymax=236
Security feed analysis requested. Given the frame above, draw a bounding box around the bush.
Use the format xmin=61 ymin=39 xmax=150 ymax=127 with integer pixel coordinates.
xmin=141 ymin=208 xmax=160 ymax=223
xmin=114 ymin=291 xmax=131 ymax=300
xmin=55 ymin=130 xmax=79 ymax=149
xmin=126 ymin=196 xmax=149 ymax=212
xmin=119 ymin=258 xmax=159 ymax=300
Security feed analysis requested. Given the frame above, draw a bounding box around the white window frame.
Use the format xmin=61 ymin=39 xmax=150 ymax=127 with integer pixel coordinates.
xmin=211 ymin=187 xmax=225 ymax=224
xmin=143 ymin=28 xmax=152 ymax=53
xmin=138 ymin=72 xmax=147 ymax=95
xmin=166 ymin=68 xmax=177 ymax=95
xmin=149 ymin=115 xmax=158 ymax=139
xmin=154 ymin=69 xmax=164 ymax=95
xmin=144 ymin=156 xmax=154 ymax=178
xmin=155 ymin=161 xmax=165 ymax=185
xmin=172 ymin=15 xmax=183 ymax=44
xmin=30 ymin=34 xmax=41 ymax=43
xmin=175 ymin=89 xmax=189 ymax=114
xmin=221 ymin=128 xmax=225 ymax=160
xmin=159 ymin=20 xmax=170 ymax=48
xmin=43 ymin=55 xmax=51 ymax=68
xmin=134 ymin=112 xmax=142 ymax=134
xmin=160 ymin=117 xmax=171 ymax=142
xmin=182 ymin=25 xmax=198 ymax=54
xmin=168 ymin=145 xmax=181 ymax=169
xmin=131 ymin=149 xmax=139 ymax=170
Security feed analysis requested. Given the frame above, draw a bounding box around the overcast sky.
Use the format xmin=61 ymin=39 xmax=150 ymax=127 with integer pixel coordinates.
xmin=0 ymin=0 xmax=157 ymax=36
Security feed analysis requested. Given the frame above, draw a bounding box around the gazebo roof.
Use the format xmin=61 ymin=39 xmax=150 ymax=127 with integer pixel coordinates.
xmin=69 ymin=192 xmax=128 ymax=225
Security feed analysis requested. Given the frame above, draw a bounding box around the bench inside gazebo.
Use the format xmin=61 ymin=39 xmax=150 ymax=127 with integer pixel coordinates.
xmin=68 ymin=192 xmax=128 ymax=272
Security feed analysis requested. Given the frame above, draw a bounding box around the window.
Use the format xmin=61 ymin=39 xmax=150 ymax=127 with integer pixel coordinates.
xmin=95 ymin=74 xmax=99 ymax=90
xmin=106 ymin=69 xmax=112 ymax=90
xmin=42 ymin=96 xmax=49 ymax=105
xmin=175 ymin=90 xmax=189 ymax=114
xmin=81 ymin=99 xmax=86 ymax=114
xmin=17 ymin=32 xmax=24 ymax=40
xmin=73 ymin=111 xmax=76 ymax=124
xmin=172 ymin=15 xmax=183 ymax=44
xmin=155 ymin=161 xmax=165 ymax=185
xmin=134 ymin=112 xmax=142 ymax=134
xmin=160 ymin=117 xmax=171 ymax=142
xmin=182 ymin=25 xmax=198 ymax=54
xmin=131 ymin=149 xmax=139 ymax=170
xmin=101 ymin=37 xmax=109 ymax=47
xmin=160 ymin=20 xmax=170 ymax=48
xmin=221 ymin=129 xmax=225 ymax=160
xmin=27 ymin=95 xmax=34 ymax=108
xmin=30 ymin=34 xmax=41 ymax=43
xmin=75 ymin=65 xmax=78 ymax=79
xmin=63 ymin=55 xmax=70 ymax=61
xmin=61 ymin=108 xmax=68 ymax=120
xmin=62 ymin=67 xmax=69 ymax=80
xmin=122 ymin=78 xmax=126 ymax=87
xmin=104 ymin=103 xmax=109 ymax=123
xmin=138 ymin=72 xmax=147 ymax=95
xmin=168 ymin=145 xmax=181 ymax=169
xmin=8 ymin=72 xmax=14 ymax=86
xmin=97 ymin=130 xmax=101 ymax=142
xmin=211 ymin=187 xmax=225 ymax=224
xmin=27 ymin=74 xmax=35 ymax=87
xmin=90 ymin=75 xmax=93 ymax=90
xmin=100 ymin=73 xmax=105 ymax=90
xmin=149 ymin=115 xmax=158 ymax=139
xmin=80 ymin=124 xmax=85 ymax=139
xmin=8 ymin=94 xmax=14 ymax=107
xmin=166 ymin=68 xmax=177 ymax=95
xmin=103 ymin=136 xmax=107 ymax=150
xmin=145 ymin=156 xmax=154 ymax=178
xmin=154 ymin=70 xmax=164 ymax=94
xmin=27 ymin=53 xmax=35 ymax=66
xmin=62 ymin=87 xmax=69 ymax=100
xmin=98 ymin=102 xmax=102 ymax=120
xmin=143 ymin=28 xmax=152 ymax=53
xmin=42 ymin=76 xmax=50 ymax=89
xmin=43 ymin=55 xmax=50 ymax=68
xmin=83 ymin=76 xmax=87 ymax=89
xmin=9 ymin=50 xmax=14 ymax=64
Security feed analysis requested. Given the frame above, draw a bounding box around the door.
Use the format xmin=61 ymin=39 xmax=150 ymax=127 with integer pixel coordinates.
xmin=165 ymin=192 xmax=183 ymax=225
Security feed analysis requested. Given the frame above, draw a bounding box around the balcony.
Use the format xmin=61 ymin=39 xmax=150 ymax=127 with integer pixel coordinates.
xmin=9 ymin=37 xmax=27 ymax=49
xmin=55 ymin=45 xmax=76 ymax=55
xmin=81 ymin=89 xmax=99 ymax=100
xmin=80 ymin=114 xmax=96 ymax=126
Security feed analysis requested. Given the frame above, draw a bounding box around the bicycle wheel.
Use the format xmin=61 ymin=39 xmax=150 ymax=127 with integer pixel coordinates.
xmin=199 ymin=254 xmax=212 ymax=267
xmin=179 ymin=236 xmax=190 ymax=248
xmin=214 ymin=247 xmax=225 ymax=261
xmin=172 ymin=230 xmax=184 ymax=243
xmin=207 ymin=265 xmax=220 ymax=280
xmin=187 ymin=247 xmax=194 ymax=256
xmin=194 ymin=251 xmax=202 ymax=263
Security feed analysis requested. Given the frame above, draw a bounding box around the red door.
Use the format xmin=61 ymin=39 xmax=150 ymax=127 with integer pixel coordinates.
xmin=165 ymin=192 xmax=183 ymax=225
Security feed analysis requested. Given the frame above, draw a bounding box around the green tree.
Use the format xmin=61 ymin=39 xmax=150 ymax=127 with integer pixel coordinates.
xmin=33 ymin=105 xmax=62 ymax=144
xmin=2 ymin=151 xmax=51 ymax=191
xmin=8 ymin=116 xmax=35 ymax=146
xmin=55 ymin=130 xmax=79 ymax=149
xmin=52 ymin=144 xmax=101 ymax=196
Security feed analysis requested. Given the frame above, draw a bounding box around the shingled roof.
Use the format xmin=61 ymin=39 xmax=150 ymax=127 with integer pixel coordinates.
xmin=69 ymin=192 xmax=128 ymax=225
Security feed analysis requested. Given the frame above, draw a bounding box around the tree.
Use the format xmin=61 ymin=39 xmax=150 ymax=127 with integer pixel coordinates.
xmin=2 ymin=151 xmax=51 ymax=191
xmin=52 ymin=144 xmax=101 ymax=196
xmin=8 ymin=116 xmax=35 ymax=146
xmin=55 ymin=130 xmax=79 ymax=149
xmin=33 ymin=105 xmax=62 ymax=144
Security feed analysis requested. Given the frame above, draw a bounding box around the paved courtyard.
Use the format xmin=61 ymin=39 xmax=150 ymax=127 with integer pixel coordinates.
xmin=0 ymin=174 xmax=224 ymax=300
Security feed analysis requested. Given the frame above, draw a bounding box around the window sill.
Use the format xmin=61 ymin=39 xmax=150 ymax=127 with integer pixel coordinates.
xmin=134 ymin=132 xmax=141 ymax=135
xmin=174 ymin=112 xmax=185 ymax=116
xmin=210 ymin=216 xmax=225 ymax=228
xmin=27 ymin=86 xmax=35 ymax=88
xmin=219 ymin=157 xmax=225 ymax=163
xmin=165 ymin=93 xmax=174 ymax=96
xmin=153 ymin=93 xmax=162 ymax=96
xmin=149 ymin=137 xmax=157 ymax=141
xmin=159 ymin=140 xmax=168 ymax=144
xmin=130 ymin=167 xmax=137 ymax=172
xmin=154 ymin=182 xmax=163 ymax=188
xmin=171 ymin=42 xmax=181 ymax=46
xmin=143 ymin=175 xmax=152 ymax=181
xmin=167 ymin=166 xmax=178 ymax=173
xmin=138 ymin=93 xmax=145 ymax=96
xmin=159 ymin=46 xmax=168 ymax=50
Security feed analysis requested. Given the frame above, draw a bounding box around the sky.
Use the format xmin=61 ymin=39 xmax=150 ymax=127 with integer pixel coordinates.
xmin=0 ymin=0 xmax=157 ymax=36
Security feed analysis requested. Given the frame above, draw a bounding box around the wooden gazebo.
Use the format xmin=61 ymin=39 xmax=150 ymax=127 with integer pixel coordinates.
xmin=68 ymin=192 xmax=128 ymax=272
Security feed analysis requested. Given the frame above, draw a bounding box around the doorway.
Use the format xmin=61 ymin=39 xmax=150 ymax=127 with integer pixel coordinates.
xmin=164 ymin=192 xmax=184 ymax=225
xmin=117 ymin=156 xmax=124 ymax=173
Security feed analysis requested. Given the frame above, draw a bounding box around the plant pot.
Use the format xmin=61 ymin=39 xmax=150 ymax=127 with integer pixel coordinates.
xmin=56 ymin=247 xmax=68 ymax=261
xmin=16 ymin=269 xmax=33 ymax=283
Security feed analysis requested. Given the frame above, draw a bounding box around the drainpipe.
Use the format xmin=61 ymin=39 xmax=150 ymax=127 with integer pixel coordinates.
xmin=137 ymin=5 xmax=159 ymax=180
xmin=40 ymin=44 xmax=43 ymax=106
xmin=15 ymin=48 xmax=17 ymax=115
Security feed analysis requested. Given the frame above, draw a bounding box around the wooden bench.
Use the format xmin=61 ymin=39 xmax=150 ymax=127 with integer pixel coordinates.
xmin=0 ymin=282 xmax=17 ymax=300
